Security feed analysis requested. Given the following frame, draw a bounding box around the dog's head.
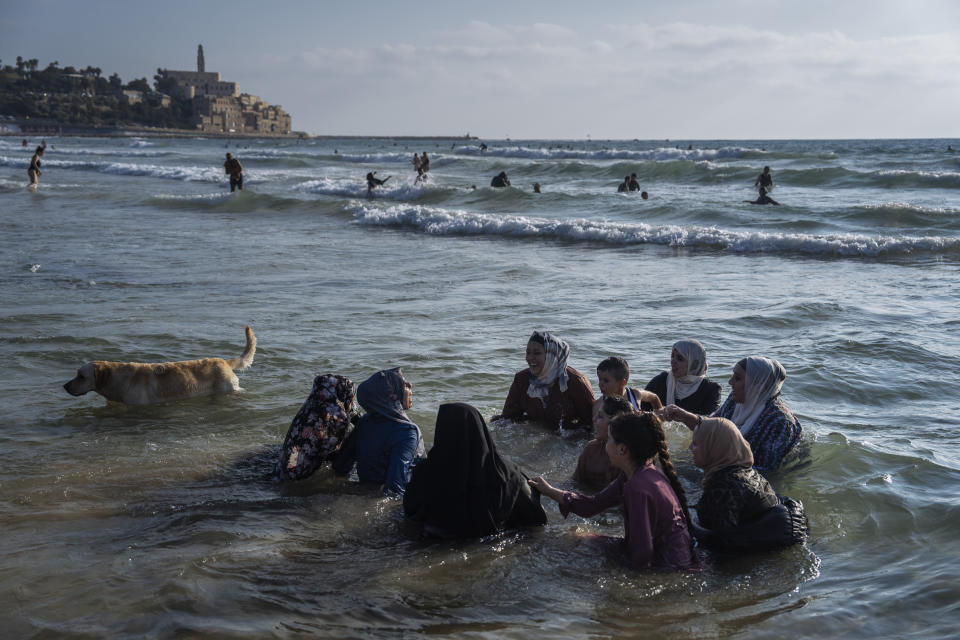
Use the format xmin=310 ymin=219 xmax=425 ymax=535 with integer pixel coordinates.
xmin=63 ymin=362 xmax=104 ymax=396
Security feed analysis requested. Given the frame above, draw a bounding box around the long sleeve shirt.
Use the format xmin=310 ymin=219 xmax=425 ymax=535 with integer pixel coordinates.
xmin=332 ymin=413 xmax=423 ymax=496
xmin=642 ymin=371 xmax=722 ymax=416
xmin=560 ymin=464 xmax=698 ymax=571
xmin=713 ymin=394 xmax=802 ymax=473
xmin=500 ymin=366 xmax=595 ymax=429
xmin=696 ymin=466 xmax=780 ymax=531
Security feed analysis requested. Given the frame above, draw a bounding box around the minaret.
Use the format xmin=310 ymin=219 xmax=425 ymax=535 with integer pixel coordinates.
xmin=197 ymin=45 xmax=205 ymax=73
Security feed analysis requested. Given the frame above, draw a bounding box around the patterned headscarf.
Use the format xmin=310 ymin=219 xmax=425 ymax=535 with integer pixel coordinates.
xmin=666 ymin=339 xmax=708 ymax=405
xmin=730 ymin=356 xmax=787 ymax=436
xmin=525 ymin=331 xmax=571 ymax=404
xmin=276 ymin=374 xmax=356 ymax=481
xmin=356 ymin=367 xmax=417 ymax=427
xmin=693 ymin=417 xmax=753 ymax=484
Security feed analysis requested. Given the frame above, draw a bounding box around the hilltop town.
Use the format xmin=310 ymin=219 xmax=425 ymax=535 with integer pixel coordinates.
xmin=0 ymin=45 xmax=297 ymax=137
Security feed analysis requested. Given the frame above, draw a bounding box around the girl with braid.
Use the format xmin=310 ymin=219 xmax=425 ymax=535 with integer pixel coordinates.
xmin=530 ymin=412 xmax=699 ymax=571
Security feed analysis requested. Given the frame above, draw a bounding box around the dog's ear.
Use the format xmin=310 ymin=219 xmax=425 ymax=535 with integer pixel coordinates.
xmin=94 ymin=362 xmax=109 ymax=388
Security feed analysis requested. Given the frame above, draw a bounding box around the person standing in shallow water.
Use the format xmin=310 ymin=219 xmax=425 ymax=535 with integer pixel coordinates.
xmin=28 ymin=146 xmax=44 ymax=187
xmin=754 ymin=165 xmax=773 ymax=195
xmin=224 ymin=152 xmax=243 ymax=192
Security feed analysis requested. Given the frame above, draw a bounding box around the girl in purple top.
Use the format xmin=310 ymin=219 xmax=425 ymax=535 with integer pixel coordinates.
xmin=530 ymin=412 xmax=699 ymax=571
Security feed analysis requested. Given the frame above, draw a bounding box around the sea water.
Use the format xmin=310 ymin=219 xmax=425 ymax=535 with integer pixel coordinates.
xmin=1 ymin=135 xmax=959 ymax=638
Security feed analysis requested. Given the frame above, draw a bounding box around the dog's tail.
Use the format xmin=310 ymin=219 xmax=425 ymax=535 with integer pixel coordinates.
xmin=228 ymin=326 xmax=256 ymax=371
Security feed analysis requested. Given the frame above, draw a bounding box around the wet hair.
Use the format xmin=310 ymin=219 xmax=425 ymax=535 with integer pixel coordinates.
xmin=601 ymin=395 xmax=634 ymax=419
xmin=608 ymin=412 xmax=695 ymax=542
xmin=597 ymin=356 xmax=629 ymax=381
xmin=35 ymin=146 xmax=44 ymax=155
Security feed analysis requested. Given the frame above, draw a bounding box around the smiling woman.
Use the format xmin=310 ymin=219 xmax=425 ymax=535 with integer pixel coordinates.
xmin=494 ymin=330 xmax=595 ymax=430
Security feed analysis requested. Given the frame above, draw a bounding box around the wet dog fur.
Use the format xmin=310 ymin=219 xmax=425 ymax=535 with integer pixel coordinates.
xmin=63 ymin=326 xmax=256 ymax=405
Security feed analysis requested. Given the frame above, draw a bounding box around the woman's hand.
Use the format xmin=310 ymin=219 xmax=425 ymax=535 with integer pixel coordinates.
xmin=528 ymin=476 xmax=563 ymax=503
xmin=659 ymin=404 xmax=699 ymax=430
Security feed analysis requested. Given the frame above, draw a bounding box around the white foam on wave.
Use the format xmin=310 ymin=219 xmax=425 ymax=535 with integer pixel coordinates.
xmin=450 ymin=145 xmax=755 ymax=162
xmin=152 ymin=192 xmax=234 ymax=202
xmin=874 ymin=169 xmax=960 ymax=185
xmin=346 ymin=203 xmax=960 ymax=257
xmin=0 ymin=155 xmax=221 ymax=182
xmin=296 ymin=176 xmax=437 ymax=200
xmin=860 ymin=202 xmax=960 ymax=215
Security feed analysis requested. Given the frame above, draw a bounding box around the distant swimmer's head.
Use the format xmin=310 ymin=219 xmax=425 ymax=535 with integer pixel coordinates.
xmin=533 ymin=182 xmax=541 ymax=193
xmin=624 ymin=175 xmax=630 ymax=181
xmin=226 ymin=152 xmax=233 ymax=159
xmin=641 ymin=191 xmax=648 ymax=200
xmin=631 ymin=173 xmax=637 ymax=179
xmin=763 ymin=166 xmax=770 ymax=173
xmin=36 ymin=146 xmax=44 ymax=155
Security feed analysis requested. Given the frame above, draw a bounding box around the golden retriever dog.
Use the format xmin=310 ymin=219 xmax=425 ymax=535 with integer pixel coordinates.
xmin=64 ymin=326 xmax=256 ymax=405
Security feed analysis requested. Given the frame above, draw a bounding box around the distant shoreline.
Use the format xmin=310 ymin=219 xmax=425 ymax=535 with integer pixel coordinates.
xmin=0 ymin=123 xmax=479 ymax=141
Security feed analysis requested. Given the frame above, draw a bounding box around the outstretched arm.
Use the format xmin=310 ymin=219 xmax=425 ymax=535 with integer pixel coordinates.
xmin=658 ymin=404 xmax=700 ymax=431
xmin=528 ymin=476 xmax=565 ymax=504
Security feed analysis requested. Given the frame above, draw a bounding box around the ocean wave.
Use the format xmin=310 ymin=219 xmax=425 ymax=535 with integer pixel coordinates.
xmin=149 ymin=190 xmax=314 ymax=212
xmin=295 ymin=176 xmax=453 ymax=201
xmin=778 ymin=166 xmax=960 ymax=189
xmin=451 ymin=145 xmax=758 ymax=162
xmin=346 ymin=203 xmax=960 ymax=258
xmin=0 ymin=155 xmax=222 ymax=182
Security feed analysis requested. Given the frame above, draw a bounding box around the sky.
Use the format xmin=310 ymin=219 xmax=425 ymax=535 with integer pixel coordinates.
xmin=2 ymin=0 xmax=959 ymax=139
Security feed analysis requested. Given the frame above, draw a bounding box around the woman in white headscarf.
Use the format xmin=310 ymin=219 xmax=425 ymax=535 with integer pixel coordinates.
xmin=661 ymin=356 xmax=802 ymax=473
xmin=642 ymin=340 xmax=722 ymax=415
xmin=494 ymin=331 xmax=595 ymax=430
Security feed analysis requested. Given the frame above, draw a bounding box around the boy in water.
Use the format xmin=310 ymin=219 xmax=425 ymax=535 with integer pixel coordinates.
xmin=596 ymin=357 xmax=663 ymax=412
xmin=224 ymin=153 xmax=243 ymax=192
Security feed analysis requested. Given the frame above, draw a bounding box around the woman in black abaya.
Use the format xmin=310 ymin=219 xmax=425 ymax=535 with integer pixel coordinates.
xmin=403 ymin=403 xmax=547 ymax=539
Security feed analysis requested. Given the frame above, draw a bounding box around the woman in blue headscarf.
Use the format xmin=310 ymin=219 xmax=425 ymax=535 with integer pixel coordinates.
xmin=494 ymin=331 xmax=595 ymax=430
xmin=333 ymin=368 xmax=425 ymax=496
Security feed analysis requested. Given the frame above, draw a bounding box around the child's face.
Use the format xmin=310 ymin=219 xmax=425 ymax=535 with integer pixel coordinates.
xmin=605 ymin=434 xmax=629 ymax=472
xmin=597 ymin=370 xmax=627 ymax=397
xmin=593 ymin=407 xmax=611 ymax=440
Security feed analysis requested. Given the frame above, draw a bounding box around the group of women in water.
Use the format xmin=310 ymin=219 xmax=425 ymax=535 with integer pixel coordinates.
xmin=273 ymin=331 xmax=808 ymax=571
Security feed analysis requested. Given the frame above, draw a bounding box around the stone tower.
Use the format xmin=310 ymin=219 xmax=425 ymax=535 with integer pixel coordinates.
xmin=197 ymin=45 xmax=205 ymax=73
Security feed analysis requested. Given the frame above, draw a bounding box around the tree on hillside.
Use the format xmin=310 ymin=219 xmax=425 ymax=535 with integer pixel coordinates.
xmin=125 ymin=77 xmax=150 ymax=92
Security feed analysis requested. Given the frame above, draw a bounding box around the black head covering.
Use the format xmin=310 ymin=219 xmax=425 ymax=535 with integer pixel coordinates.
xmin=403 ymin=402 xmax=546 ymax=538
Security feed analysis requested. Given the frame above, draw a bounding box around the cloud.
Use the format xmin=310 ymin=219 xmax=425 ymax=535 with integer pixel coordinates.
xmin=286 ymin=20 xmax=960 ymax=137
